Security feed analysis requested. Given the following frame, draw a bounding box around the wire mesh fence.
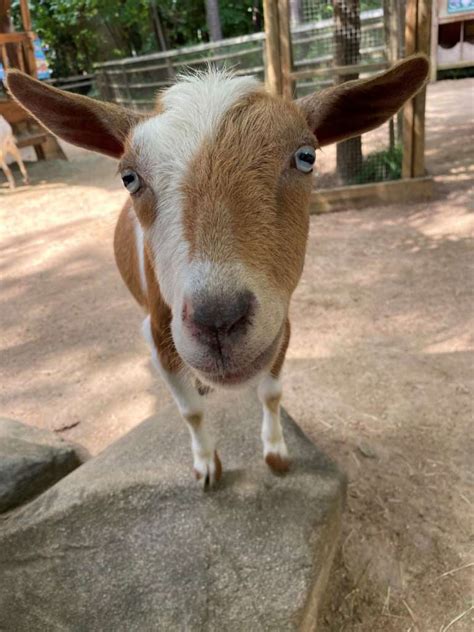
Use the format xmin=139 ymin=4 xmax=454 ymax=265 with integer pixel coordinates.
xmin=290 ymin=0 xmax=406 ymax=188
xmin=95 ymin=32 xmax=266 ymax=110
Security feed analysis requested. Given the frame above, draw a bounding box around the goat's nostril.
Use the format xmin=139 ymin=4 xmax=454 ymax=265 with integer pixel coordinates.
xmin=182 ymin=297 xmax=193 ymax=322
xmin=186 ymin=290 xmax=255 ymax=339
xmin=225 ymin=311 xmax=249 ymax=336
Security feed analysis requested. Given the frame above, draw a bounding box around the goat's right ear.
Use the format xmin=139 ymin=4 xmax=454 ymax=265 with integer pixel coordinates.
xmin=6 ymin=70 xmax=146 ymax=158
xmin=296 ymin=55 xmax=429 ymax=147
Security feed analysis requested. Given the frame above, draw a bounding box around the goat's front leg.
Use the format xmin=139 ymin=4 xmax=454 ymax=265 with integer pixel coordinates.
xmin=142 ymin=315 xmax=222 ymax=487
xmin=0 ymin=156 xmax=15 ymax=189
xmin=7 ymin=141 xmax=29 ymax=185
xmin=257 ymin=319 xmax=291 ymax=474
xmin=258 ymin=374 xmax=290 ymax=473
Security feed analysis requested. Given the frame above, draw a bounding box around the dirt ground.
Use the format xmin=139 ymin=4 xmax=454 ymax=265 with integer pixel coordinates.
xmin=1 ymin=79 xmax=473 ymax=631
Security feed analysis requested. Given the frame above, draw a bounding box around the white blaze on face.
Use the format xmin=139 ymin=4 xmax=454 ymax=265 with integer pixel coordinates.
xmin=131 ymin=70 xmax=260 ymax=310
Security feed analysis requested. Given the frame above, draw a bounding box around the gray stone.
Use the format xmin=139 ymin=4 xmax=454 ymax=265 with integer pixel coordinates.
xmin=0 ymin=418 xmax=86 ymax=513
xmin=0 ymin=392 xmax=346 ymax=631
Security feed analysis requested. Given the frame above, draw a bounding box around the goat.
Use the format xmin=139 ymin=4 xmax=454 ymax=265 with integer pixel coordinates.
xmin=0 ymin=115 xmax=29 ymax=189
xmin=6 ymin=56 xmax=428 ymax=486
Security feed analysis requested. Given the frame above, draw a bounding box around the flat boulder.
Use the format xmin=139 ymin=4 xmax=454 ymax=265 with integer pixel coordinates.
xmin=0 ymin=392 xmax=346 ymax=631
xmin=0 ymin=417 xmax=86 ymax=513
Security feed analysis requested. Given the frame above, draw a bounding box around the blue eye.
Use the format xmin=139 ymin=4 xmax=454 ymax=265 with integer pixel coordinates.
xmin=294 ymin=146 xmax=316 ymax=173
xmin=121 ymin=169 xmax=141 ymax=194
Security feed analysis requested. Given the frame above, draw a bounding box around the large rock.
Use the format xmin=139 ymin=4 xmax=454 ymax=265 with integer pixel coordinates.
xmin=0 ymin=417 xmax=86 ymax=513
xmin=0 ymin=392 xmax=346 ymax=631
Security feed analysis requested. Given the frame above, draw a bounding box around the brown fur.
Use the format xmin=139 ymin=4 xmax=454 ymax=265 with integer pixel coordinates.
xmin=6 ymin=70 xmax=146 ymax=158
xmin=182 ymin=92 xmax=314 ymax=297
xmin=114 ymin=201 xmax=147 ymax=308
xmin=144 ymin=249 xmax=183 ymax=374
xmin=265 ymin=453 xmax=290 ymax=473
xmin=6 ymin=58 xmax=430 ymax=389
xmin=270 ymin=319 xmax=291 ymax=378
xmin=114 ymin=200 xmax=183 ymax=373
xmin=119 ymin=144 xmax=158 ymax=229
xmin=297 ymin=54 xmax=430 ymax=146
xmin=194 ymin=451 xmax=222 ymax=482
xmin=265 ymin=395 xmax=281 ymax=416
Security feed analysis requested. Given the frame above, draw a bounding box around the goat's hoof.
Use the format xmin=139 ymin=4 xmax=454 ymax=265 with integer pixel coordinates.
xmin=265 ymin=453 xmax=290 ymax=474
xmin=264 ymin=441 xmax=290 ymax=474
xmin=193 ymin=450 xmax=222 ymax=489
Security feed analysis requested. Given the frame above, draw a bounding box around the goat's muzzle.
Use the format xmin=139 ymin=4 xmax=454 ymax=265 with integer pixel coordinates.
xmin=179 ymin=290 xmax=280 ymax=385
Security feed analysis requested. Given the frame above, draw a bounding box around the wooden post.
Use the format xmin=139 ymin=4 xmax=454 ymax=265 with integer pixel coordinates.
xmin=402 ymin=0 xmax=431 ymax=178
xmin=278 ymin=0 xmax=295 ymax=98
xmin=263 ymin=0 xmax=282 ymax=94
xmin=19 ymin=0 xmax=36 ymax=77
xmin=384 ymin=0 xmax=399 ymax=148
xmin=430 ymin=0 xmax=438 ymax=81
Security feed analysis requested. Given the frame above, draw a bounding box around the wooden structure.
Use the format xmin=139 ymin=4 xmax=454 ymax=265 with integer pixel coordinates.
xmin=263 ymin=0 xmax=295 ymax=98
xmin=430 ymin=0 xmax=474 ymax=80
xmin=402 ymin=0 xmax=431 ymax=178
xmin=263 ymin=0 xmax=434 ymax=212
xmin=0 ymin=0 xmax=65 ymax=161
xmin=95 ymin=11 xmax=386 ymax=108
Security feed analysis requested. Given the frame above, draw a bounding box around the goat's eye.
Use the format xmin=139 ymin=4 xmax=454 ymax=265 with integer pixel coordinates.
xmin=121 ymin=169 xmax=141 ymax=194
xmin=294 ymin=146 xmax=316 ymax=173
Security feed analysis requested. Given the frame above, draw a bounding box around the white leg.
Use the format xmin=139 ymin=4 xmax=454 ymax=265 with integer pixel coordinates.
xmin=7 ymin=141 xmax=29 ymax=184
xmin=257 ymin=374 xmax=290 ymax=472
xmin=0 ymin=156 xmax=15 ymax=189
xmin=142 ymin=316 xmax=221 ymax=486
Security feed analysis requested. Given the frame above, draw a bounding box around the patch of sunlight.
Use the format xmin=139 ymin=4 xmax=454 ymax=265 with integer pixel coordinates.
xmin=411 ymin=210 xmax=474 ymax=240
xmin=424 ymin=331 xmax=474 ymax=354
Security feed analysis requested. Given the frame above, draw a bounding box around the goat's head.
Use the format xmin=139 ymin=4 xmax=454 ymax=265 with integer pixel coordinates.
xmin=7 ymin=56 xmax=428 ymax=386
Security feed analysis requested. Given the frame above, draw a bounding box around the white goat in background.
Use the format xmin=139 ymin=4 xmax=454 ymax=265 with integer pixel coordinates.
xmin=0 ymin=115 xmax=29 ymax=189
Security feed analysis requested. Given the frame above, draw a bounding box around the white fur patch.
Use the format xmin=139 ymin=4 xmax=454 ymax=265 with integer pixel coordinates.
xmin=132 ymin=210 xmax=147 ymax=295
xmin=258 ymin=374 xmax=288 ymax=458
xmin=131 ymin=69 xmax=260 ymax=310
xmin=142 ymin=315 xmax=217 ymax=482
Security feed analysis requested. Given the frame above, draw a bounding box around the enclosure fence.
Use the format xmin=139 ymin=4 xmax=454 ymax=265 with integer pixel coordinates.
xmin=95 ymin=0 xmax=432 ymax=208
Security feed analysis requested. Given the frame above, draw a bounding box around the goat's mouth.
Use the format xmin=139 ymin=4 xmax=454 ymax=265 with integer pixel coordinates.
xmin=192 ymin=327 xmax=283 ymax=387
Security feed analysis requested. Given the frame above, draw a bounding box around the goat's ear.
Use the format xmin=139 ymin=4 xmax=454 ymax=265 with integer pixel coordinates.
xmin=296 ymin=55 xmax=429 ymax=147
xmin=6 ymin=70 xmax=146 ymax=158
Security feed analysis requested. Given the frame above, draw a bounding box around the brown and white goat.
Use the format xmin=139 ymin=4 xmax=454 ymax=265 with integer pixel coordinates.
xmin=7 ymin=56 xmax=428 ymax=486
xmin=0 ymin=115 xmax=29 ymax=189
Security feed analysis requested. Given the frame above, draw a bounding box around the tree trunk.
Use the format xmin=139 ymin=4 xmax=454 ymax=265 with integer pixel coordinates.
xmin=205 ymin=0 xmax=222 ymax=42
xmin=334 ymin=0 xmax=362 ymax=184
xmin=252 ymin=0 xmax=263 ymax=32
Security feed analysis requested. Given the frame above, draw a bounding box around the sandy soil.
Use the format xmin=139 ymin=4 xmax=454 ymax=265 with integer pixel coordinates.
xmin=1 ymin=79 xmax=473 ymax=630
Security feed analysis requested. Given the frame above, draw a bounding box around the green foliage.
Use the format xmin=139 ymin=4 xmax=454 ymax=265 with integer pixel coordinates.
xmin=352 ymin=144 xmax=403 ymax=184
xmin=11 ymin=0 xmax=262 ymax=78
xmin=12 ymin=0 xmax=157 ymax=76
xmin=219 ymin=1 xmax=263 ymax=38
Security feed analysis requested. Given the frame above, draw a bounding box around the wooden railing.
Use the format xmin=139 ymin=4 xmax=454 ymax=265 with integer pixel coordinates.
xmin=0 ymin=31 xmax=36 ymax=76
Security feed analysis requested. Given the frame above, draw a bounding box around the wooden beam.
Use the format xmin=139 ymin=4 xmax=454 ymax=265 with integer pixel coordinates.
xmin=277 ymin=0 xmax=295 ymax=99
xmin=402 ymin=0 xmax=431 ymax=179
xmin=430 ymin=0 xmax=438 ymax=81
xmin=310 ymin=176 xmax=434 ymax=214
xmin=19 ymin=0 xmax=32 ymax=30
xmin=18 ymin=0 xmax=36 ymax=77
xmin=263 ymin=0 xmax=282 ymax=94
xmin=412 ymin=0 xmax=430 ymax=177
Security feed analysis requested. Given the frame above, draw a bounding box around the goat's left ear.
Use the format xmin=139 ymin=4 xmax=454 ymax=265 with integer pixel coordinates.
xmin=296 ymin=54 xmax=429 ymax=147
xmin=6 ymin=70 xmax=146 ymax=158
